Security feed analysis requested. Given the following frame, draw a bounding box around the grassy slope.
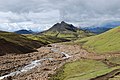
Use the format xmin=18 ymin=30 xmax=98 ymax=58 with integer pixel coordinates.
xmin=0 ymin=31 xmax=70 ymax=56
xmin=49 ymin=59 xmax=120 ymax=80
xmin=103 ymin=56 xmax=120 ymax=80
xmin=50 ymin=26 xmax=120 ymax=80
xmin=45 ymin=30 xmax=93 ymax=40
xmin=41 ymin=30 xmax=94 ymax=40
xmin=0 ymin=31 xmax=47 ymax=55
xmin=26 ymin=34 xmax=70 ymax=44
xmin=76 ymin=26 xmax=120 ymax=54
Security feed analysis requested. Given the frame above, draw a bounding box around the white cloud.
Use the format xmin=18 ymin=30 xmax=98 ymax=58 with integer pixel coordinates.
xmin=0 ymin=0 xmax=120 ymax=31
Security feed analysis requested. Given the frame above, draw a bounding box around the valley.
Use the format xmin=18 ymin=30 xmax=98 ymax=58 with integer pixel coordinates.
xmin=0 ymin=22 xmax=120 ymax=80
xmin=1 ymin=42 xmax=120 ymax=80
xmin=0 ymin=43 xmax=90 ymax=80
xmin=0 ymin=0 xmax=120 ymax=80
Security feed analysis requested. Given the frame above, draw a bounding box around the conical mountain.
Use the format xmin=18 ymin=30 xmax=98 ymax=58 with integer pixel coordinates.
xmin=39 ymin=21 xmax=94 ymax=40
xmin=48 ymin=21 xmax=79 ymax=32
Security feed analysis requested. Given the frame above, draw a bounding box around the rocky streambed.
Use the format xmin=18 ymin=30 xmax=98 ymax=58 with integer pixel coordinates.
xmin=0 ymin=44 xmax=72 ymax=80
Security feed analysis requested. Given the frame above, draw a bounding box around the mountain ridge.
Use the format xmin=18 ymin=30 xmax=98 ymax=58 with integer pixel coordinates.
xmin=82 ymin=21 xmax=120 ymax=34
xmin=48 ymin=21 xmax=79 ymax=32
xmin=39 ymin=21 xmax=94 ymax=40
xmin=15 ymin=29 xmax=34 ymax=34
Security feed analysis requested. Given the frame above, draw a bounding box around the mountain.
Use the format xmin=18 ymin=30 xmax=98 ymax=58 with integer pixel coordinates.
xmin=15 ymin=29 xmax=34 ymax=34
xmin=39 ymin=21 xmax=94 ymax=40
xmin=48 ymin=21 xmax=79 ymax=32
xmin=0 ymin=31 xmax=47 ymax=56
xmin=82 ymin=21 xmax=120 ymax=34
xmin=82 ymin=27 xmax=112 ymax=34
xmin=78 ymin=26 xmax=120 ymax=54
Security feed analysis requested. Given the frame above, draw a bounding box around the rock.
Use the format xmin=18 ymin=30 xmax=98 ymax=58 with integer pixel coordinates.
xmin=3 ymin=76 xmax=12 ymax=80
xmin=47 ymin=45 xmax=52 ymax=47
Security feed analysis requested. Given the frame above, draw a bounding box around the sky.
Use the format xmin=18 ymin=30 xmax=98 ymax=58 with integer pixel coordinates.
xmin=0 ymin=0 xmax=120 ymax=32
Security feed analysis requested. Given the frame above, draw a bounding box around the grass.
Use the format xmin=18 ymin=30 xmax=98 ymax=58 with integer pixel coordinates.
xmin=41 ymin=30 xmax=94 ymax=40
xmin=49 ymin=26 xmax=120 ymax=80
xmin=49 ymin=59 xmax=120 ymax=80
xmin=0 ymin=31 xmax=70 ymax=56
xmin=0 ymin=31 xmax=46 ymax=46
xmin=25 ymin=34 xmax=70 ymax=44
xmin=76 ymin=26 xmax=120 ymax=54
xmin=109 ymin=75 xmax=120 ymax=80
xmin=108 ymin=56 xmax=120 ymax=65
xmin=0 ymin=31 xmax=46 ymax=55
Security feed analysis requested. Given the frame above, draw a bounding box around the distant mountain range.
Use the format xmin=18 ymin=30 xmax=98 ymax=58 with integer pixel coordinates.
xmin=14 ymin=29 xmax=34 ymax=34
xmin=81 ymin=21 xmax=120 ymax=34
xmin=39 ymin=21 xmax=94 ymax=40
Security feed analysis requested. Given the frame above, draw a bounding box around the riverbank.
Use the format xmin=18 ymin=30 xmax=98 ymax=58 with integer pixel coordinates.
xmin=0 ymin=43 xmax=88 ymax=80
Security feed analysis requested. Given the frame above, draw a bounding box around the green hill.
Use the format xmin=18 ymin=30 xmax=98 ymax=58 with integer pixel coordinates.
xmin=0 ymin=31 xmax=47 ymax=56
xmin=0 ymin=31 xmax=70 ymax=56
xmin=26 ymin=34 xmax=70 ymax=44
xmin=39 ymin=21 xmax=94 ymax=40
xmin=49 ymin=59 xmax=120 ymax=80
xmin=77 ymin=26 xmax=120 ymax=54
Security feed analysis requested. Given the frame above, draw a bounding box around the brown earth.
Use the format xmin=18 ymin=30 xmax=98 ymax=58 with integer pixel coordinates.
xmin=0 ymin=43 xmax=90 ymax=80
xmin=0 ymin=43 xmax=120 ymax=80
xmin=0 ymin=38 xmax=45 ymax=56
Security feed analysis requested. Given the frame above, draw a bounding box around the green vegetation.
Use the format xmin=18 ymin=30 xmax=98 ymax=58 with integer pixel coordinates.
xmin=39 ymin=21 xmax=94 ymax=40
xmin=108 ymin=56 xmax=120 ymax=65
xmin=42 ymin=30 xmax=94 ymax=40
xmin=109 ymin=75 xmax=120 ymax=80
xmin=76 ymin=26 xmax=120 ymax=54
xmin=0 ymin=31 xmax=46 ymax=55
xmin=49 ymin=59 xmax=120 ymax=80
xmin=0 ymin=31 xmax=47 ymax=47
xmin=25 ymin=34 xmax=70 ymax=44
xmin=0 ymin=31 xmax=70 ymax=56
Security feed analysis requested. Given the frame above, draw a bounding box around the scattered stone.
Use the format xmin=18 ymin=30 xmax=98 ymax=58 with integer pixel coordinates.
xmin=43 ymin=68 xmax=51 ymax=71
xmin=47 ymin=45 xmax=52 ymax=47
xmin=3 ymin=76 xmax=12 ymax=80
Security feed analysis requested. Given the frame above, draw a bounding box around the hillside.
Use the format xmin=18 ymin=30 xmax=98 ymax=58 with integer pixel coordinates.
xmin=26 ymin=34 xmax=70 ymax=44
xmin=39 ymin=21 xmax=94 ymax=40
xmin=77 ymin=26 xmax=120 ymax=54
xmin=0 ymin=31 xmax=70 ymax=56
xmin=0 ymin=31 xmax=46 ymax=56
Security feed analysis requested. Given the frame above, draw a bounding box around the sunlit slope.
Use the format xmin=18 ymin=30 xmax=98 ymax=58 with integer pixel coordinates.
xmin=26 ymin=34 xmax=70 ymax=44
xmin=77 ymin=26 xmax=120 ymax=54
xmin=49 ymin=59 xmax=120 ymax=80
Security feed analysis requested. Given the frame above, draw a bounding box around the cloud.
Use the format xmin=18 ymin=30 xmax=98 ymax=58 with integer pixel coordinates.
xmin=0 ymin=0 xmax=120 ymax=31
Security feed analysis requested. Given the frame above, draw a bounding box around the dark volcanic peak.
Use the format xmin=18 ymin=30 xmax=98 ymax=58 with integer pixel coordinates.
xmin=39 ymin=21 xmax=94 ymax=40
xmin=15 ymin=29 xmax=34 ymax=34
xmin=48 ymin=21 xmax=79 ymax=32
